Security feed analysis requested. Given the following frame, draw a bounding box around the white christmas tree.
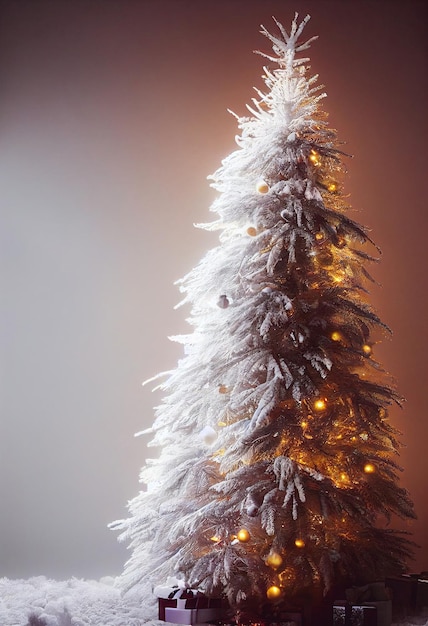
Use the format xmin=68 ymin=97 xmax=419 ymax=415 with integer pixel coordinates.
xmin=112 ymin=14 xmax=414 ymax=617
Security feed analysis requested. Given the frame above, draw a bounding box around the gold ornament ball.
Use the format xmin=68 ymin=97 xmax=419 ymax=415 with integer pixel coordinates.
xmin=266 ymin=585 xmax=282 ymax=600
xmin=362 ymin=344 xmax=372 ymax=356
xmin=256 ymin=180 xmax=269 ymax=194
xmin=246 ymin=226 xmax=258 ymax=237
xmin=364 ymin=463 xmax=375 ymax=474
xmin=328 ymin=182 xmax=338 ymax=192
xmin=237 ymin=528 xmax=251 ymax=543
xmin=331 ymin=331 xmax=341 ymax=342
xmin=266 ymin=552 xmax=283 ymax=568
xmin=294 ymin=538 xmax=305 ymax=548
xmin=315 ymin=231 xmax=324 ymax=241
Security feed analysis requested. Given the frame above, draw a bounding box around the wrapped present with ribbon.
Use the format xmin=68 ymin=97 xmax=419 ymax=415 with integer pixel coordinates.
xmin=333 ymin=581 xmax=392 ymax=626
xmin=154 ymin=580 xmax=224 ymax=623
xmin=333 ymin=601 xmax=377 ymax=626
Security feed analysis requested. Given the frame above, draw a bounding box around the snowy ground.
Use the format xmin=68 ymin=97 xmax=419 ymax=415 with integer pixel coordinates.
xmin=0 ymin=576 xmax=427 ymax=626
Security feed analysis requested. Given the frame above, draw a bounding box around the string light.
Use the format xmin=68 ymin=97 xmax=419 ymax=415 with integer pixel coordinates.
xmin=210 ymin=536 xmax=221 ymax=543
xmin=328 ymin=181 xmax=338 ymax=192
xmin=362 ymin=344 xmax=372 ymax=356
xmin=313 ymin=398 xmax=327 ymax=412
xmin=331 ymin=331 xmax=341 ymax=342
xmin=309 ymin=149 xmax=321 ymax=166
xmin=364 ymin=463 xmax=375 ymax=474
xmin=315 ymin=232 xmax=324 ymax=241
xmin=294 ymin=538 xmax=305 ymax=548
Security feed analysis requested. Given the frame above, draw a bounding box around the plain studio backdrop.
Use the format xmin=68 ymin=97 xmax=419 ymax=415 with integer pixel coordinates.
xmin=0 ymin=0 xmax=427 ymax=580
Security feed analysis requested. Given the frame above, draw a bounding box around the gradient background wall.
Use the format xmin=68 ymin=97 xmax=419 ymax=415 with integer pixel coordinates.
xmin=0 ymin=0 xmax=427 ymax=580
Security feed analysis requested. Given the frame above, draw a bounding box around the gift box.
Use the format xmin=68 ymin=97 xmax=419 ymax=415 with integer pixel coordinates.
xmin=386 ymin=573 xmax=428 ymax=616
xmin=164 ymin=606 xmax=223 ymax=624
xmin=155 ymin=584 xmax=224 ymax=623
xmin=333 ymin=601 xmax=377 ymax=626
xmin=343 ymin=582 xmax=392 ymax=626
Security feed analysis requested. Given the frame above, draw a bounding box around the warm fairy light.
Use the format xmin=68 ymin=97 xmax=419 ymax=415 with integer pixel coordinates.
xmin=256 ymin=180 xmax=269 ymax=194
xmin=313 ymin=398 xmax=327 ymax=412
xmin=309 ymin=149 xmax=321 ymax=166
xmin=266 ymin=585 xmax=282 ymax=600
xmin=362 ymin=344 xmax=372 ymax=356
xmin=237 ymin=528 xmax=251 ymax=543
xmin=210 ymin=536 xmax=221 ymax=542
xmin=315 ymin=232 xmax=324 ymax=241
xmin=246 ymin=226 xmax=257 ymax=236
xmin=294 ymin=538 xmax=305 ymax=548
xmin=300 ymin=420 xmax=308 ymax=429
xmin=339 ymin=472 xmax=348 ymax=482
xmin=217 ymin=421 xmax=227 ymax=427
xmin=328 ymin=182 xmax=338 ymax=192
xmin=364 ymin=463 xmax=375 ymax=474
xmin=331 ymin=331 xmax=341 ymax=342
xmin=332 ymin=271 xmax=346 ymax=283
xmin=266 ymin=552 xmax=283 ymax=568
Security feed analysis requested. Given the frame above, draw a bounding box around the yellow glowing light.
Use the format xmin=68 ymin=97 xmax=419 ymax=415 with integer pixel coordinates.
xmin=237 ymin=528 xmax=251 ymax=543
xmin=331 ymin=331 xmax=341 ymax=342
xmin=210 ymin=536 xmax=221 ymax=542
xmin=313 ymin=398 xmax=327 ymax=412
xmin=300 ymin=420 xmax=308 ymax=429
xmin=339 ymin=473 xmax=348 ymax=482
xmin=328 ymin=182 xmax=338 ymax=192
xmin=266 ymin=585 xmax=282 ymax=600
xmin=332 ymin=271 xmax=346 ymax=283
xmin=294 ymin=538 xmax=305 ymax=548
xmin=309 ymin=150 xmax=321 ymax=166
xmin=364 ymin=463 xmax=375 ymax=474
xmin=266 ymin=552 xmax=283 ymax=568
xmin=217 ymin=421 xmax=227 ymax=427
xmin=315 ymin=232 xmax=324 ymax=241
xmin=362 ymin=344 xmax=372 ymax=356
xmin=246 ymin=226 xmax=257 ymax=237
xmin=256 ymin=180 xmax=269 ymax=194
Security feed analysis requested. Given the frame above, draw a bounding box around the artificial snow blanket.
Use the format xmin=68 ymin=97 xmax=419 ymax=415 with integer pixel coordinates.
xmin=0 ymin=576 xmax=427 ymax=626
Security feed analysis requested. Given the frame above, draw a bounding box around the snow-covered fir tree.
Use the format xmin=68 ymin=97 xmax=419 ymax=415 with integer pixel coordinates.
xmin=112 ymin=14 xmax=415 ymax=616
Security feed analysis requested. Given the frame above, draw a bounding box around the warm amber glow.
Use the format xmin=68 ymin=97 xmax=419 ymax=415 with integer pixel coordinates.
xmin=364 ymin=463 xmax=375 ymax=474
xmin=210 ymin=536 xmax=221 ymax=542
xmin=362 ymin=344 xmax=372 ymax=356
xmin=256 ymin=180 xmax=269 ymax=194
xmin=294 ymin=538 xmax=305 ymax=548
xmin=332 ymin=271 xmax=346 ymax=283
xmin=309 ymin=149 xmax=321 ymax=166
xmin=331 ymin=331 xmax=341 ymax=342
xmin=313 ymin=398 xmax=327 ymax=412
xmin=266 ymin=552 xmax=283 ymax=568
xmin=328 ymin=182 xmax=338 ymax=192
xmin=300 ymin=420 xmax=308 ymax=429
xmin=246 ymin=226 xmax=257 ymax=237
xmin=237 ymin=528 xmax=251 ymax=543
xmin=315 ymin=231 xmax=324 ymax=241
xmin=266 ymin=585 xmax=282 ymax=600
